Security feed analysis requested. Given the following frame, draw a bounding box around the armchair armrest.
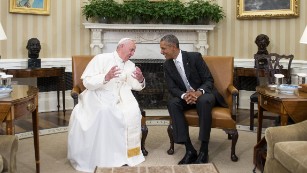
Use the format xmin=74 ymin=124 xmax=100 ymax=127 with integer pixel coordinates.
xmin=265 ymin=120 xmax=307 ymax=159
xmin=71 ymin=86 xmax=81 ymax=106
xmin=227 ymin=84 xmax=239 ymax=96
xmin=227 ymin=84 xmax=238 ymax=120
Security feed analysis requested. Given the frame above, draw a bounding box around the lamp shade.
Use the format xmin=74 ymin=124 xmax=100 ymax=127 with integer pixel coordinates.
xmin=0 ymin=22 xmax=7 ymax=40
xmin=300 ymin=25 xmax=307 ymax=44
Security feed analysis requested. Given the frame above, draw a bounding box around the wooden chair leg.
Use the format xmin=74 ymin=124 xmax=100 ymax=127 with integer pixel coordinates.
xmin=224 ymin=129 xmax=239 ymax=162
xmin=250 ymin=101 xmax=255 ymax=131
xmin=167 ymin=124 xmax=174 ymax=155
xmin=141 ymin=124 xmax=148 ymax=156
xmin=228 ymin=134 xmax=232 ymax=140
xmin=141 ymin=110 xmax=148 ymax=156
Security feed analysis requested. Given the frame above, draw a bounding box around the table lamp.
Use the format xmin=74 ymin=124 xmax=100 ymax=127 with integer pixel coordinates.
xmin=300 ymin=25 xmax=307 ymax=44
xmin=0 ymin=22 xmax=7 ymax=59
xmin=299 ymin=25 xmax=307 ymax=92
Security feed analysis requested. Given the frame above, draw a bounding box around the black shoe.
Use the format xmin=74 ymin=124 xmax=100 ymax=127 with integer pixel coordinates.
xmin=194 ymin=152 xmax=209 ymax=164
xmin=178 ymin=150 xmax=198 ymax=165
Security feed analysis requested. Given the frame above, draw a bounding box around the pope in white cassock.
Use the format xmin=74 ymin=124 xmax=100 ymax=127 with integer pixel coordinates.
xmin=67 ymin=38 xmax=146 ymax=172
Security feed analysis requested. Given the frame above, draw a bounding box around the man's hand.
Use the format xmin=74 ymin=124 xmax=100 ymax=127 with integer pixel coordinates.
xmin=183 ymin=90 xmax=203 ymax=104
xmin=105 ymin=65 xmax=121 ymax=82
xmin=132 ymin=66 xmax=144 ymax=83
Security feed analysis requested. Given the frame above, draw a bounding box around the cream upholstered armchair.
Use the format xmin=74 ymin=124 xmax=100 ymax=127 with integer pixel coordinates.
xmin=70 ymin=55 xmax=148 ymax=156
xmin=0 ymin=135 xmax=18 ymax=173
xmin=167 ymin=56 xmax=239 ymax=162
xmin=264 ymin=120 xmax=307 ymax=173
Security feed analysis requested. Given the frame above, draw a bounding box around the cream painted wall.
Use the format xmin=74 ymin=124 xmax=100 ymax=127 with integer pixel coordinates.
xmin=0 ymin=0 xmax=306 ymax=60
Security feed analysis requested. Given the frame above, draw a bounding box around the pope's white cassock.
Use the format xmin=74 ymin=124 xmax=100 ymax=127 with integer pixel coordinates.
xmin=67 ymin=51 xmax=145 ymax=172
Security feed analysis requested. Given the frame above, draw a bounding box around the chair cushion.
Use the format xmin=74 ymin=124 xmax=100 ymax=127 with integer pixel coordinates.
xmin=274 ymin=141 xmax=307 ymax=173
xmin=184 ymin=107 xmax=236 ymax=129
xmin=250 ymin=92 xmax=258 ymax=103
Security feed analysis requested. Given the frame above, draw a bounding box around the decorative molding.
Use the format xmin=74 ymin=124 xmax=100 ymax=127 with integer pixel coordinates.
xmin=83 ymin=23 xmax=215 ymax=31
xmin=83 ymin=23 xmax=215 ymax=55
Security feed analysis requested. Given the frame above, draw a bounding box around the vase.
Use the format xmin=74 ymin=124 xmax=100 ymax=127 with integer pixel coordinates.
xmin=98 ymin=17 xmax=109 ymax=24
xmin=131 ymin=16 xmax=142 ymax=24
xmin=162 ymin=18 xmax=173 ymax=24
xmin=196 ymin=18 xmax=209 ymax=25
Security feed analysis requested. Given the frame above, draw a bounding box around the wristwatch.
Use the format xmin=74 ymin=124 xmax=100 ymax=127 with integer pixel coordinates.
xmin=197 ymin=88 xmax=205 ymax=94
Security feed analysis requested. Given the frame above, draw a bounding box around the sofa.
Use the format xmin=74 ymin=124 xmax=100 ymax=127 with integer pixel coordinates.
xmin=0 ymin=135 xmax=18 ymax=173
xmin=264 ymin=120 xmax=307 ymax=173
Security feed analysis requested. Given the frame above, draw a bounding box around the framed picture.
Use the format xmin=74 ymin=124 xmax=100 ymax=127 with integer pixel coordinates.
xmin=236 ymin=0 xmax=299 ymax=19
xmin=9 ymin=0 xmax=50 ymax=15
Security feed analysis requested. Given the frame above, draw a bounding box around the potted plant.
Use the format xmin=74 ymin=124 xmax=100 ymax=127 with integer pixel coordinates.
xmin=82 ymin=0 xmax=120 ymax=23
xmin=184 ymin=0 xmax=225 ymax=25
xmin=81 ymin=0 xmax=225 ymax=25
xmin=209 ymin=2 xmax=225 ymax=23
xmin=122 ymin=0 xmax=153 ymax=24
xmin=154 ymin=0 xmax=185 ymax=24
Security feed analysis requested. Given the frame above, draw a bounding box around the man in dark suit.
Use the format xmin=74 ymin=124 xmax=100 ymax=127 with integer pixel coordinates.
xmin=160 ymin=34 xmax=227 ymax=165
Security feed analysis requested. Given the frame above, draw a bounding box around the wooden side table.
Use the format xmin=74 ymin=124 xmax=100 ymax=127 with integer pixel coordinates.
xmin=0 ymin=85 xmax=40 ymax=173
xmin=4 ymin=67 xmax=66 ymax=115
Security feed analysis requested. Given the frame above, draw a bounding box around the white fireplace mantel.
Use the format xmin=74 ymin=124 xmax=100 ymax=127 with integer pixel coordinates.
xmin=83 ymin=23 xmax=215 ymax=57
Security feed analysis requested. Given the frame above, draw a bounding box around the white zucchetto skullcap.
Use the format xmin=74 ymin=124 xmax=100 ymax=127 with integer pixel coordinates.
xmin=117 ymin=38 xmax=133 ymax=45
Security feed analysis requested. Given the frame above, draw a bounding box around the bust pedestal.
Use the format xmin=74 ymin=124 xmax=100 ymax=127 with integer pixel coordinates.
xmin=28 ymin=59 xmax=41 ymax=68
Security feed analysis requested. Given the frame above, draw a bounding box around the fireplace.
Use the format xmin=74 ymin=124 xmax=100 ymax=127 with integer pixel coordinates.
xmin=131 ymin=59 xmax=169 ymax=109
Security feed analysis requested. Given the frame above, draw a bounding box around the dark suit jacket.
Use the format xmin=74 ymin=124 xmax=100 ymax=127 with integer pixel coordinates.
xmin=163 ymin=51 xmax=227 ymax=107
